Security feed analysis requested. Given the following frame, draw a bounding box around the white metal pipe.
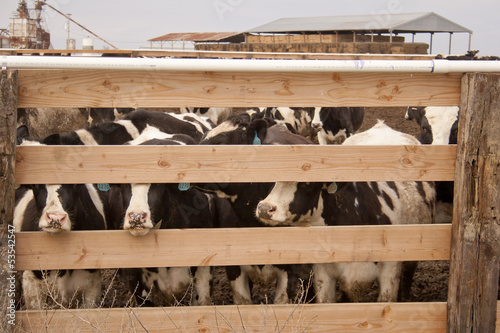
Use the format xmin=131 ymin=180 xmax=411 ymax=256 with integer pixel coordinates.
xmin=2 ymin=55 xmax=500 ymax=73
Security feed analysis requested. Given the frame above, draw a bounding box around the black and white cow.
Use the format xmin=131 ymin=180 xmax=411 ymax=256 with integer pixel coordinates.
xmin=14 ymin=183 xmax=114 ymax=309
xmin=405 ymin=106 xmax=459 ymax=223
xmin=200 ymin=112 xmax=312 ymax=146
xmin=17 ymin=109 xmax=214 ymax=146
xmin=118 ymin=135 xmax=234 ymax=306
xmin=180 ymin=107 xmax=232 ymax=125
xmin=87 ymin=107 xmax=135 ymax=125
xmin=262 ymin=107 xmax=317 ymax=139
xmin=256 ymin=121 xmax=436 ymax=303
xmin=405 ymin=106 xmax=459 ymax=145
xmin=199 ymin=113 xmax=314 ymax=304
xmin=124 ymin=110 xmax=215 ymax=143
xmin=311 ymin=107 xmax=365 ymax=144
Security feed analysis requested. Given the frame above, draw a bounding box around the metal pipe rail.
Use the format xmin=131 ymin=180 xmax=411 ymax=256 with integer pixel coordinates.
xmin=2 ymin=55 xmax=500 ymax=73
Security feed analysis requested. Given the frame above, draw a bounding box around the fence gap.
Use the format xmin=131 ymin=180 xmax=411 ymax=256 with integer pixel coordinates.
xmin=448 ymin=73 xmax=500 ymax=332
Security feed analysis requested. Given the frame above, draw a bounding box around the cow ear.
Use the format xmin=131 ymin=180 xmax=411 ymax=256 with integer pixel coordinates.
xmin=16 ymin=125 xmax=30 ymax=144
xmin=42 ymin=133 xmax=62 ymax=145
xmin=247 ymin=119 xmax=268 ymax=144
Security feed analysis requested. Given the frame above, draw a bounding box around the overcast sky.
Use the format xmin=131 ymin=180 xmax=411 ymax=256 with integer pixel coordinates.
xmin=1 ymin=0 xmax=499 ymax=56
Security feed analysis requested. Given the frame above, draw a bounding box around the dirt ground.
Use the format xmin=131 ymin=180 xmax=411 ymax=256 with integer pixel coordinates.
xmin=96 ymin=107 xmax=451 ymax=308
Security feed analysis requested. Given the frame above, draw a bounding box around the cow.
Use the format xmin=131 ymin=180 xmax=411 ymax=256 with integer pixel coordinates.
xmin=123 ymin=110 xmax=215 ymax=143
xmin=87 ymin=107 xmax=135 ymax=125
xmin=405 ymin=106 xmax=459 ymax=223
xmin=311 ymin=107 xmax=365 ymax=144
xmin=199 ymin=112 xmax=314 ymax=304
xmin=261 ymin=107 xmax=317 ymax=139
xmin=405 ymin=106 xmax=459 ymax=145
xmin=256 ymin=121 xmax=436 ymax=303
xmin=200 ymin=112 xmax=311 ymax=146
xmin=14 ymin=183 xmax=115 ymax=309
xmin=17 ymin=109 xmax=214 ymax=146
xmin=180 ymin=107 xmax=232 ymax=125
xmin=118 ymin=136 xmax=235 ymax=306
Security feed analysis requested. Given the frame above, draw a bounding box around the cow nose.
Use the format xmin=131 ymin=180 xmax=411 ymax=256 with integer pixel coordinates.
xmin=45 ymin=212 xmax=67 ymax=229
xmin=127 ymin=211 xmax=148 ymax=227
xmin=312 ymin=123 xmax=322 ymax=130
xmin=257 ymin=202 xmax=277 ymax=220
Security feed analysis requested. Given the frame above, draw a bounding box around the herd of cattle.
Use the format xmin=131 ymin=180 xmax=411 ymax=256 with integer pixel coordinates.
xmin=14 ymin=105 xmax=459 ymax=309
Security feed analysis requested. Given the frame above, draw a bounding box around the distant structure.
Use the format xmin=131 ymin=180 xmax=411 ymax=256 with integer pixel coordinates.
xmin=149 ymin=12 xmax=472 ymax=55
xmin=8 ymin=0 xmax=50 ymax=49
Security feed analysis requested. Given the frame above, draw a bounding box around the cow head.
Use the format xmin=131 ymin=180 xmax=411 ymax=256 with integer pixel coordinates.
xmin=256 ymin=182 xmax=325 ymax=226
xmin=405 ymin=107 xmax=426 ymax=125
xmin=122 ymin=183 xmax=165 ymax=236
xmin=311 ymin=107 xmax=361 ymax=144
xmin=31 ymin=184 xmax=78 ymax=233
xmin=30 ymin=184 xmax=107 ymax=233
xmin=199 ymin=113 xmax=270 ymax=145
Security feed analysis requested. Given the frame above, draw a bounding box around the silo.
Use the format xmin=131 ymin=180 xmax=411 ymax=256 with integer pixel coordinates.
xmin=66 ymin=38 xmax=76 ymax=50
xmin=82 ymin=38 xmax=94 ymax=50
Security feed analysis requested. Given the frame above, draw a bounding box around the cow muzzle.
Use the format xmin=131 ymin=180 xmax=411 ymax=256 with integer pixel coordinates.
xmin=41 ymin=212 xmax=68 ymax=233
xmin=312 ymin=123 xmax=322 ymax=131
xmin=125 ymin=211 xmax=152 ymax=236
xmin=256 ymin=202 xmax=277 ymax=221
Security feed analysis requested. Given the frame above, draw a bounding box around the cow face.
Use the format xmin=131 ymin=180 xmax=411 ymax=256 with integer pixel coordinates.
xmin=122 ymin=183 xmax=165 ymax=236
xmin=405 ymin=107 xmax=426 ymax=125
xmin=32 ymin=185 xmax=78 ymax=233
xmin=256 ymin=182 xmax=324 ymax=226
xmin=30 ymin=184 xmax=107 ymax=233
xmin=312 ymin=107 xmax=356 ymax=145
xmin=311 ymin=107 xmax=326 ymax=131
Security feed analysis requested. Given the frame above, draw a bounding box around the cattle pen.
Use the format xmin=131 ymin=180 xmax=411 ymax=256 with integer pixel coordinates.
xmin=0 ymin=53 xmax=499 ymax=332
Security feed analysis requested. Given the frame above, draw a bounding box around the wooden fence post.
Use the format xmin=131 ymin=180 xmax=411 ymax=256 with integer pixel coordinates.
xmin=0 ymin=70 xmax=18 ymax=333
xmin=447 ymin=73 xmax=500 ymax=332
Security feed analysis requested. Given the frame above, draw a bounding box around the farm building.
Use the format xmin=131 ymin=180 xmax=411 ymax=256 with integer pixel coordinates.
xmin=148 ymin=12 xmax=472 ymax=55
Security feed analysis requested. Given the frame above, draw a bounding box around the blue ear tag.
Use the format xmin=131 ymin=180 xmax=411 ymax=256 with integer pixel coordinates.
xmin=97 ymin=183 xmax=110 ymax=192
xmin=253 ymin=132 xmax=261 ymax=145
xmin=178 ymin=183 xmax=190 ymax=191
xmin=327 ymin=182 xmax=337 ymax=194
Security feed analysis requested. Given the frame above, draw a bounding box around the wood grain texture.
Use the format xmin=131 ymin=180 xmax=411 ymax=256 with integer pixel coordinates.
xmin=15 ymin=144 xmax=456 ymax=184
xmin=13 ymin=302 xmax=464 ymax=333
xmin=17 ymin=70 xmax=461 ymax=108
xmin=447 ymin=73 xmax=500 ymax=332
xmin=15 ymin=224 xmax=451 ymax=271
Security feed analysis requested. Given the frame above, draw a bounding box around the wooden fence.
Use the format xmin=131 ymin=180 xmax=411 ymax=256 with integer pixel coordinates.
xmin=0 ymin=56 xmax=498 ymax=332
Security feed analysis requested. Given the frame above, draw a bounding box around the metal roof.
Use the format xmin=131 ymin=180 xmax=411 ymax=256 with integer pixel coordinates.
xmin=247 ymin=12 xmax=472 ymax=34
xmin=148 ymin=32 xmax=244 ymax=43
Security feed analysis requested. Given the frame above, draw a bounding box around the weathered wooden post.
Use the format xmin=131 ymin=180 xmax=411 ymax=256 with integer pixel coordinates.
xmin=0 ymin=70 xmax=18 ymax=333
xmin=448 ymin=73 xmax=500 ymax=332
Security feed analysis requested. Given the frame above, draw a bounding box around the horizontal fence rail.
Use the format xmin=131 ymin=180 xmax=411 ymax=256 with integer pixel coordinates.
xmin=15 ymin=145 xmax=457 ymax=184
xmin=15 ymin=224 xmax=451 ymax=271
xmin=16 ymin=302 xmax=450 ymax=332
xmin=17 ymin=70 xmax=461 ymax=108
xmin=15 ymin=301 xmax=500 ymax=332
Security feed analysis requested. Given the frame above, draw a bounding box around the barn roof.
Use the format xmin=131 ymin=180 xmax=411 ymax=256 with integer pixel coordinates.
xmin=247 ymin=12 xmax=472 ymax=34
xmin=148 ymin=32 xmax=244 ymax=43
